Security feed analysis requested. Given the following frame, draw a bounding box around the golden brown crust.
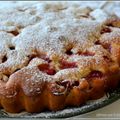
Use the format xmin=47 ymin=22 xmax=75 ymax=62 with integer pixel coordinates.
xmin=0 ymin=1 xmax=120 ymax=113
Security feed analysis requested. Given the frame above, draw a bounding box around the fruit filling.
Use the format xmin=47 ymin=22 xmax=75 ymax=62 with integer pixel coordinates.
xmin=50 ymin=83 xmax=66 ymax=95
xmin=78 ymin=51 xmax=94 ymax=56
xmin=86 ymin=70 xmax=103 ymax=80
xmin=60 ymin=60 xmax=77 ymax=69
xmin=38 ymin=64 xmax=56 ymax=75
xmin=50 ymin=80 xmax=80 ymax=95
xmin=56 ymin=80 xmax=79 ymax=88
xmin=100 ymin=27 xmax=111 ymax=34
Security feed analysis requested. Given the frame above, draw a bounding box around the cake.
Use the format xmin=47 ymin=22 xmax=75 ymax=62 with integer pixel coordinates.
xmin=0 ymin=1 xmax=120 ymax=113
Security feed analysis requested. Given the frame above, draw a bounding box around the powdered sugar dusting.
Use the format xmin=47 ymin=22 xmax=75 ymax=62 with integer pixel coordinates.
xmin=0 ymin=1 xmax=119 ymax=80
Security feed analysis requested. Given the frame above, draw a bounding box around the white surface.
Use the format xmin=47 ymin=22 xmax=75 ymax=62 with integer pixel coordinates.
xmin=69 ymin=99 xmax=120 ymax=119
